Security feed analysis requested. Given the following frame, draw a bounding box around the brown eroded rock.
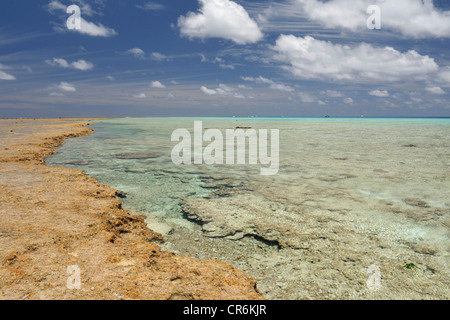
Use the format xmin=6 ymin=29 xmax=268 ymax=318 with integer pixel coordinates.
xmin=0 ymin=119 xmax=263 ymax=300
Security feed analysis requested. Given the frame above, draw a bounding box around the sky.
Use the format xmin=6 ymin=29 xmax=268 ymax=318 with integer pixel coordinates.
xmin=0 ymin=0 xmax=449 ymax=118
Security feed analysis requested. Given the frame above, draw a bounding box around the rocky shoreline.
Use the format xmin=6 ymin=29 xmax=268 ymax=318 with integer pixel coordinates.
xmin=0 ymin=118 xmax=263 ymax=300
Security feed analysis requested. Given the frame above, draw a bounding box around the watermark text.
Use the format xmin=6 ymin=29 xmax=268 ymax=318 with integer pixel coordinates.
xmin=66 ymin=4 xmax=81 ymax=30
xmin=171 ymin=121 xmax=279 ymax=175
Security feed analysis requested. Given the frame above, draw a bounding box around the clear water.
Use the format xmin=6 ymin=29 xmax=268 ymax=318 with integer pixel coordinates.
xmin=47 ymin=117 xmax=450 ymax=299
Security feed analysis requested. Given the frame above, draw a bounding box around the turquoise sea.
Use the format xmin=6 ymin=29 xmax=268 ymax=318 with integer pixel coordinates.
xmin=47 ymin=117 xmax=450 ymax=299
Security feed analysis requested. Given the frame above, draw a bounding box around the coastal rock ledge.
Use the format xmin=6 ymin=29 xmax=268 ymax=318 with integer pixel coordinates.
xmin=0 ymin=119 xmax=263 ymax=300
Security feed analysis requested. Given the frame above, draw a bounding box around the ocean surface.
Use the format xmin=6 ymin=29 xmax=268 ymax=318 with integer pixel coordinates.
xmin=47 ymin=117 xmax=450 ymax=299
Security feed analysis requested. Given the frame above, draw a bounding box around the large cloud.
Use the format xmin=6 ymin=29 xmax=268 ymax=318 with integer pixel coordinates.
xmin=273 ymin=35 xmax=439 ymax=82
xmin=178 ymin=0 xmax=263 ymax=44
xmin=297 ymin=0 xmax=450 ymax=38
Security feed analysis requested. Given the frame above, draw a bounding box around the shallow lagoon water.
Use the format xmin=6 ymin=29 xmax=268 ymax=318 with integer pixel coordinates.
xmin=47 ymin=117 xmax=450 ymax=299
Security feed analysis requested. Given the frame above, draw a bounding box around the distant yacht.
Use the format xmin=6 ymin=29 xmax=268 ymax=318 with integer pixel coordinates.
xmin=325 ymin=115 xmax=330 ymax=118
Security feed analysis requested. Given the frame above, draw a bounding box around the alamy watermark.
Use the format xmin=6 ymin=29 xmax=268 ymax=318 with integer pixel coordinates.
xmin=66 ymin=4 xmax=81 ymax=30
xmin=66 ymin=265 xmax=81 ymax=289
xmin=171 ymin=121 xmax=279 ymax=176
xmin=367 ymin=5 xmax=382 ymax=30
xmin=366 ymin=264 xmax=381 ymax=291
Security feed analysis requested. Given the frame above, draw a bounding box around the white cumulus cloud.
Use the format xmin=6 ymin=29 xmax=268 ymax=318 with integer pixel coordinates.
xmin=425 ymin=86 xmax=446 ymax=95
xmin=126 ymin=48 xmax=146 ymax=58
xmin=58 ymin=81 xmax=77 ymax=92
xmin=200 ymin=84 xmax=245 ymax=98
xmin=273 ymin=35 xmax=439 ymax=82
xmin=344 ymin=97 xmax=354 ymax=104
xmin=46 ymin=58 xmax=94 ymax=71
xmin=201 ymin=86 xmax=218 ymax=95
xmin=77 ymin=18 xmax=117 ymax=37
xmin=70 ymin=59 xmax=94 ymax=71
xmin=132 ymin=93 xmax=147 ymax=98
xmin=178 ymin=0 xmax=263 ymax=45
xmin=0 ymin=70 xmax=16 ymax=81
xmin=151 ymin=52 xmax=168 ymax=61
xmin=369 ymin=90 xmax=390 ymax=97
xmin=297 ymin=0 xmax=450 ymax=39
xmin=150 ymin=81 xmax=166 ymax=89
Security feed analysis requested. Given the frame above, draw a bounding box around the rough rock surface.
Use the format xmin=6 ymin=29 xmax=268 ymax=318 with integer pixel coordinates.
xmin=0 ymin=119 xmax=263 ymax=300
xmin=164 ymin=173 xmax=450 ymax=300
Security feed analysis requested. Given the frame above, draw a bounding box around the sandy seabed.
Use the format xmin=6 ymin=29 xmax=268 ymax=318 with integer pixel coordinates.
xmin=0 ymin=119 xmax=262 ymax=300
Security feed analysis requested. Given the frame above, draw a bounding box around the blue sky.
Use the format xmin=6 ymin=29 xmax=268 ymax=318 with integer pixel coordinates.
xmin=0 ymin=0 xmax=449 ymax=118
